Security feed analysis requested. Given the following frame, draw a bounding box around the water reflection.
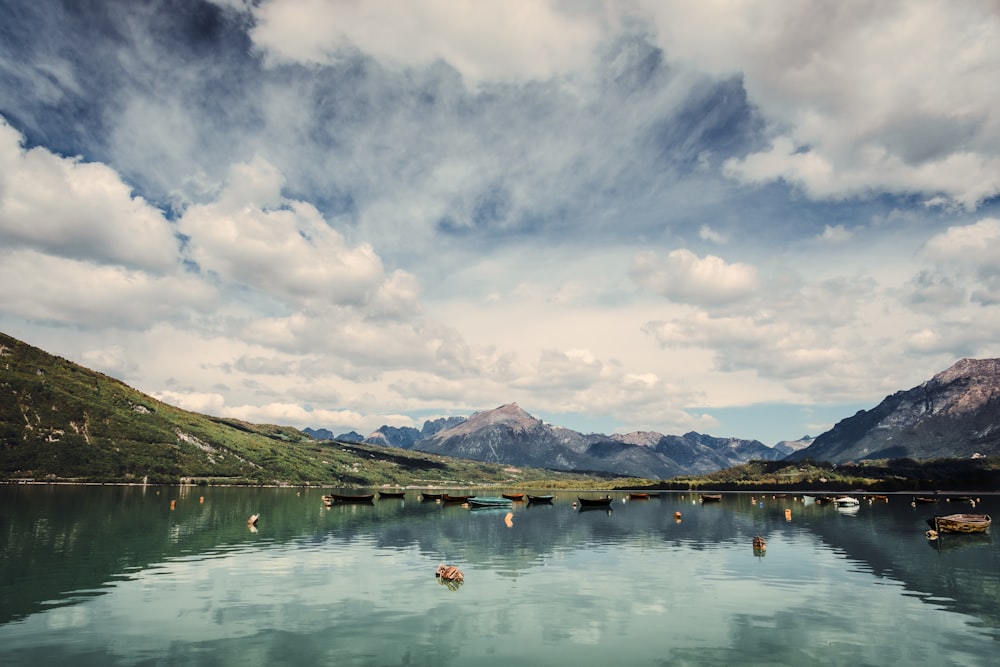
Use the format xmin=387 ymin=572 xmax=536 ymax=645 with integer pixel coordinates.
xmin=0 ymin=487 xmax=997 ymax=665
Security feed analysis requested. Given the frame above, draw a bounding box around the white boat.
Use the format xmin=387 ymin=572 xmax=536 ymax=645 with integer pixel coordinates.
xmin=833 ymin=496 xmax=860 ymax=506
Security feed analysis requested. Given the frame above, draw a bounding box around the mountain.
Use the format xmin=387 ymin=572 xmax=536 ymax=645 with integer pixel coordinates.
xmin=363 ymin=417 xmax=466 ymax=448
xmin=788 ymin=358 xmax=1000 ymax=464
xmin=0 ymin=332 xmax=602 ymax=487
xmin=403 ymin=403 xmax=780 ymax=479
xmin=773 ymin=435 xmax=815 ymax=457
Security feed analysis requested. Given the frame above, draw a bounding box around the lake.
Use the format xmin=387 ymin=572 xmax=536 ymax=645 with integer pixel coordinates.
xmin=0 ymin=486 xmax=997 ymax=666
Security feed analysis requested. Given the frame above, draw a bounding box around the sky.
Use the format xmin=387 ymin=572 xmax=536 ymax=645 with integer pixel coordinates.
xmin=1 ymin=0 xmax=999 ymax=447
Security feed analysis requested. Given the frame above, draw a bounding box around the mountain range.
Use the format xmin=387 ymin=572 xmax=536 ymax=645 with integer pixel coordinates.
xmin=3 ymin=327 xmax=999 ymax=483
xmin=310 ymin=358 xmax=1000 ymax=479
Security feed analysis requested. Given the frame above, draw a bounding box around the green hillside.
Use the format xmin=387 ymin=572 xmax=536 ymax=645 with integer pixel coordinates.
xmin=0 ymin=332 xmax=608 ymax=487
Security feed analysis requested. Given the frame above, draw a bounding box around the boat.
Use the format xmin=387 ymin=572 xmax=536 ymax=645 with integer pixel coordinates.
xmin=467 ymin=496 xmax=514 ymax=508
xmin=700 ymin=494 xmax=722 ymax=502
xmin=914 ymin=496 xmax=938 ymax=503
xmin=925 ymin=514 xmax=992 ymax=534
xmin=442 ymin=494 xmax=473 ymax=503
xmin=526 ymin=494 xmax=554 ymax=504
xmin=628 ymin=493 xmax=649 ymax=500
xmin=833 ymin=496 xmax=860 ymax=506
xmin=326 ymin=493 xmax=375 ymax=503
xmin=420 ymin=492 xmax=445 ymax=501
xmin=501 ymin=493 xmax=525 ymax=501
xmin=577 ymin=496 xmax=613 ymax=507
xmin=378 ymin=491 xmax=406 ymax=499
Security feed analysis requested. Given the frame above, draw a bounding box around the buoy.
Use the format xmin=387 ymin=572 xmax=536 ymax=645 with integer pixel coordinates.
xmin=504 ymin=512 xmax=514 ymax=528
xmin=925 ymin=529 xmax=938 ymax=540
xmin=785 ymin=508 xmax=792 ymax=521
xmin=199 ymin=496 xmax=204 ymax=504
xmin=674 ymin=511 xmax=682 ymax=519
xmin=435 ymin=563 xmax=464 ymax=581
xmin=170 ymin=500 xmax=176 ymax=510
xmin=247 ymin=513 xmax=259 ymax=526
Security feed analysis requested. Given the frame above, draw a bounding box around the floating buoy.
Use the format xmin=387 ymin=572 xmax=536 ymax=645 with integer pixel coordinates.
xmin=199 ymin=496 xmax=204 ymax=504
xmin=247 ymin=513 xmax=259 ymax=526
xmin=170 ymin=500 xmax=176 ymax=510
xmin=504 ymin=512 xmax=514 ymax=528
xmin=785 ymin=508 xmax=792 ymax=521
xmin=436 ymin=563 xmax=464 ymax=581
xmin=925 ymin=529 xmax=938 ymax=540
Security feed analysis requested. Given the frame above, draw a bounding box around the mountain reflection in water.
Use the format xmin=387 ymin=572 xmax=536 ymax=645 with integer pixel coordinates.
xmin=0 ymin=486 xmax=997 ymax=666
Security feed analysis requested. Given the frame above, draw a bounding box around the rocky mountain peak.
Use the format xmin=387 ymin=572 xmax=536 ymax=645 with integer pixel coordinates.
xmin=445 ymin=402 xmax=541 ymax=437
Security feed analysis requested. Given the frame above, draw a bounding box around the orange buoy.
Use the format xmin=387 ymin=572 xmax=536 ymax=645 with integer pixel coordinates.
xmin=785 ymin=508 xmax=792 ymax=521
xmin=169 ymin=500 xmax=176 ymax=510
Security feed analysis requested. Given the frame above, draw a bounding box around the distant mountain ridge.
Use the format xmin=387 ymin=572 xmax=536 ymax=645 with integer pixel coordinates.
xmin=789 ymin=358 xmax=1000 ymax=464
xmin=317 ymin=402 xmax=783 ymax=479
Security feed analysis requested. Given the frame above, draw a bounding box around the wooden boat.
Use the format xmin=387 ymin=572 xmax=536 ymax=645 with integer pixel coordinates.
xmin=628 ymin=492 xmax=649 ymax=500
xmin=577 ymin=496 xmax=613 ymax=507
xmin=501 ymin=493 xmax=525 ymax=501
xmin=925 ymin=514 xmax=992 ymax=534
xmin=326 ymin=493 xmax=375 ymax=503
xmin=442 ymin=494 xmax=473 ymax=503
xmin=420 ymin=492 xmax=445 ymax=501
xmin=526 ymin=494 xmax=554 ymax=504
xmin=914 ymin=496 xmax=938 ymax=503
xmin=378 ymin=491 xmax=406 ymax=499
xmin=700 ymin=494 xmax=722 ymax=502
xmin=467 ymin=496 xmax=514 ymax=508
xmin=833 ymin=496 xmax=860 ymax=507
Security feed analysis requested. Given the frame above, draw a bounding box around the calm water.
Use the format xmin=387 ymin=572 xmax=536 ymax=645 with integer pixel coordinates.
xmin=1 ymin=486 xmax=997 ymax=666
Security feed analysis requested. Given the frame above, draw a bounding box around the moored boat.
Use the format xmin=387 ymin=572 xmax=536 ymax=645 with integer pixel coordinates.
xmin=577 ymin=496 xmax=613 ymax=507
xmin=700 ymin=494 xmax=722 ymax=502
xmin=628 ymin=492 xmax=649 ymax=500
xmin=467 ymin=496 xmax=514 ymax=508
xmin=378 ymin=491 xmax=406 ymax=499
xmin=526 ymin=494 xmax=554 ymax=504
xmin=420 ymin=492 xmax=445 ymax=501
xmin=834 ymin=496 xmax=860 ymax=507
xmin=442 ymin=494 xmax=473 ymax=503
xmin=501 ymin=493 xmax=525 ymax=501
xmin=326 ymin=493 xmax=375 ymax=503
xmin=926 ymin=514 xmax=992 ymax=534
xmin=914 ymin=496 xmax=938 ymax=503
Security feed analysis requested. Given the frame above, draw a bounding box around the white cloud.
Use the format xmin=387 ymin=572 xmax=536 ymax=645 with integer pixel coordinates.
xmin=644 ymin=1 xmax=1000 ymax=209
xmin=0 ymin=118 xmax=179 ymax=271
xmin=818 ymin=224 xmax=852 ymax=243
xmin=698 ymin=224 xmax=729 ymax=244
xmin=923 ymin=217 xmax=1000 ymax=271
xmin=630 ymin=249 xmax=759 ymax=305
xmin=177 ymin=156 xmax=412 ymax=311
xmin=246 ymin=0 xmax=607 ymax=83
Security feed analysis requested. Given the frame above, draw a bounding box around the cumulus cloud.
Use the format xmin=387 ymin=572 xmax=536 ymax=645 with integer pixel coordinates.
xmin=177 ymin=156 xmax=414 ymax=311
xmin=645 ymin=1 xmax=1000 ymax=209
xmin=245 ymin=0 xmax=607 ymax=83
xmin=630 ymin=249 xmax=758 ymax=305
xmin=0 ymin=118 xmax=179 ymax=271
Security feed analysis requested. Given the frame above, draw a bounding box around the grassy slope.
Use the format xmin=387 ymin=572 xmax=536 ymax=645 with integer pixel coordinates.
xmin=0 ymin=332 xmax=613 ymax=487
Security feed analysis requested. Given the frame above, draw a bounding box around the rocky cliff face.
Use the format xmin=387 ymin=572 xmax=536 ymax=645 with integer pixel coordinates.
xmin=788 ymin=358 xmax=1000 ymax=464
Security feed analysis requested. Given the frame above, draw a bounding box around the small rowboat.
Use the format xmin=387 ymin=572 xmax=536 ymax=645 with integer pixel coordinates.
xmin=926 ymin=514 xmax=992 ymax=534
xmin=628 ymin=493 xmax=649 ymax=500
xmin=700 ymin=494 xmax=722 ymax=502
xmin=577 ymin=496 xmax=613 ymax=507
xmin=325 ymin=493 xmax=375 ymax=503
xmin=442 ymin=494 xmax=473 ymax=503
xmin=467 ymin=496 xmax=514 ymax=508
xmin=501 ymin=493 xmax=525 ymax=501
xmin=914 ymin=496 xmax=938 ymax=503
xmin=833 ymin=496 xmax=860 ymax=507
xmin=378 ymin=491 xmax=406 ymax=499
xmin=420 ymin=492 xmax=445 ymax=501
xmin=526 ymin=494 xmax=554 ymax=504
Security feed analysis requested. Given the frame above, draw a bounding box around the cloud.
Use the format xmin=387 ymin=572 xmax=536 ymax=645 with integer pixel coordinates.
xmin=245 ymin=0 xmax=607 ymax=83
xmin=818 ymin=224 xmax=852 ymax=243
xmin=176 ymin=156 xmax=414 ymax=312
xmin=630 ymin=249 xmax=759 ymax=304
xmin=645 ymin=1 xmax=1000 ymax=209
xmin=0 ymin=118 xmax=180 ymax=271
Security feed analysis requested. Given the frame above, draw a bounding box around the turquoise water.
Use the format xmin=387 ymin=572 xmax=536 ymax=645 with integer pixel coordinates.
xmin=0 ymin=486 xmax=997 ymax=666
